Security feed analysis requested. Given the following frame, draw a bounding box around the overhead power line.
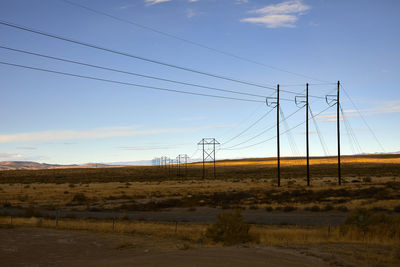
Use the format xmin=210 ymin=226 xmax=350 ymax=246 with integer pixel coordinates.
xmin=222 ymin=106 xmax=304 ymax=150
xmin=0 ymin=45 xmax=289 ymax=101
xmin=223 ymin=105 xmax=333 ymax=151
xmin=0 ymin=20 xmax=326 ymax=99
xmin=59 ymin=0 xmax=332 ymax=83
xmin=0 ymin=21 xmax=272 ymax=91
xmin=222 ymin=107 xmax=275 ymax=145
xmin=340 ymin=85 xmax=386 ymax=153
xmin=0 ymin=61 xmax=264 ymax=103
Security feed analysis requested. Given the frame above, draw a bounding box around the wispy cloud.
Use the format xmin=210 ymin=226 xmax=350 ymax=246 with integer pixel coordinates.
xmin=0 ymin=126 xmax=202 ymax=144
xmin=0 ymin=152 xmax=46 ymax=162
xmin=17 ymin=146 xmax=36 ymax=150
xmin=241 ymin=0 xmax=310 ymax=28
xmin=145 ymin=0 xmax=171 ymax=6
xmin=316 ymin=100 xmax=400 ymax=122
xmin=0 ymin=152 xmax=23 ymax=161
xmin=118 ymin=142 xmax=191 ymax=151
xmin=235 ymin=0 xmax=249 ymax=4
xmin=186 ymin=8 xmax=196 ymax=18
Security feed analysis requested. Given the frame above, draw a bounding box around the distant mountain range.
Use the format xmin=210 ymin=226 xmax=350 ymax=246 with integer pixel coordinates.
xmin=0 ymin=152 xmax=398 ymax=170
xmin=0 ymin=161 xmax=110 ymax=170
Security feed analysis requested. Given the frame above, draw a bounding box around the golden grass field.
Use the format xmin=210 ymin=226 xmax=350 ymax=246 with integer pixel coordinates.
xmin=0 ymin=154 xmax=399 ymax=211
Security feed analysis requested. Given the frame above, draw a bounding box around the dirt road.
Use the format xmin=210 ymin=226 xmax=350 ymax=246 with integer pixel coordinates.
xmin=0 ymin=227 xmax=332 ymax=267
xmin=2 ymin=207 xmax=347 ymax=226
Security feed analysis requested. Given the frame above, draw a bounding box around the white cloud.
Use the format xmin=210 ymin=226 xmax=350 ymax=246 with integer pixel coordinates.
xmin=186 ymin=8 xmax=196 ymax=18
xmin=0 ymin=152 xmax=24 ymax=161
xmin=0 ymin=152 xmax=46 ymax=162
xmin=145 ymin=0 xmax=171 ymax=6
xmin=119 ymin=142 xmax=191 ymax=151
xmin=0 ymin=126 xmax=199 ymax=144
xmin=316 ymin=100 xmax=400 ymax=122
xmin=0 ymin=125 xmax=227 ymax=144
xmin=17 ymin=146 xmax=36 ymax=150
xmin=241 ymin=0 xmax=310 ymax=28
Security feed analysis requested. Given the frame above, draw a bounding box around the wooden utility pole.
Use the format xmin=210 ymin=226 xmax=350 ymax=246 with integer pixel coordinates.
xmin=306 ymin=83 xmax=310 ymax=186
xmin=337 ymin=81 xmax=341 ymax=185
xmin=277 ymin=84 xmax=280 ymax=187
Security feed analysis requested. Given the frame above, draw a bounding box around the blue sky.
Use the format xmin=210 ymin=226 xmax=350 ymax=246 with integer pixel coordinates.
xmin=0 ymin=0 xmax=399 ymax=164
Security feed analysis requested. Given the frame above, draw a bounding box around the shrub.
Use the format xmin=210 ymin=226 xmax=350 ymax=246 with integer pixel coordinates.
xmin=344 ymin=208 xmax=400 ymax=237
xmin=337 ymin=205 xmax=349 ymax=212
xmin=363 ymin=177 xmax=372 ymax=183
xmin=394 ymin=205 xmax=400 ymax=213
xmin=24 ymin=205 xmax=42 ymax=218
xmin=72 ymin=193 xmax=87 ymax=203
xmin=322 ymin=205 xmax=334 ymax=212
xmin=283 ymin=206 xmax=297 ymax=212
xmin=205 ymin=210 xmax=252 ymax=245
xmin=265 ymin=206 xmax=273 ymax=212
xmin=309 ymin=205 xmax=321 ymax=212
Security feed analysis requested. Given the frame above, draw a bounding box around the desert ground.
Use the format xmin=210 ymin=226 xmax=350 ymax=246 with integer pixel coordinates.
xmin=1 ymin=154 xmax=400 ymax=266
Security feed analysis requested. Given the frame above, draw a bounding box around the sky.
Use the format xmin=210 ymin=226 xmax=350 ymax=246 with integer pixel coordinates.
xmin=0 ymin=0 xmax=399 ymax=164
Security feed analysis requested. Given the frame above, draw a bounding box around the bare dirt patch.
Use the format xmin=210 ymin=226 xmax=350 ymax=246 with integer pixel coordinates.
xmin=0 ymin=227 xmax=334 ymax=267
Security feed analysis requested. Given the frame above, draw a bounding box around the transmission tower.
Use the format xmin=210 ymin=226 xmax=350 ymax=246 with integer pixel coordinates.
xmin=176 ymin=154 xmax=189 ymax=177
xmin=198 ymin=138 xmax=220 ymax=179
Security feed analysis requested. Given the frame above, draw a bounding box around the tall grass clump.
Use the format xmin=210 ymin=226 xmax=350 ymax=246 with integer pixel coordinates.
xmin=341 ymin=209 xmax=400 ymax=243
xmin=205 ymin=210 xmax=253 ymax=245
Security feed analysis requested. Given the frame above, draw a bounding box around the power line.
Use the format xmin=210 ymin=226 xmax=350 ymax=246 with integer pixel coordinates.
xmin=340 ymin=103 xmax=362 ymax=154
xmin=280 ymin=107 xmax=300 ymax=157
xmin=309 ymin=106 xmax=330 ymax=156
xmin=0 ymin=45 xmax=278 ymax=101
xmin=223 ymin=105 xmax=333 ymax=151
xmin=59 ymin=0 xmax=332 ymax=83
xmin=0 ymin=20 xmax=327 ymax=99
xmin=340 ymin=85 xmax=386 ymax=153
xmin=0 ymin=61 xmax=265 ymax=103
xmin=222 ymin=106 xmax=303 ymax=150
xmin=222 ymin=107 xmax=275 ymax=145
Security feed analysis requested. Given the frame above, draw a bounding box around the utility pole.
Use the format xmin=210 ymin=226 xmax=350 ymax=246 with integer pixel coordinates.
xmin=325 ymin=81 xmax=341 ymax=186
xmin=266 ymin=88 xmax=279 ymax=187
xmin=277 ymin=84 xmax=280 ymax=187
xmin=337 ymin=81 xmax=341 ymax=185
xmin=202 ymin=141 xmax=205 ymax=178
xmin=295 ymin=84 xmax=309 ymax=186
xmin=306 ymin=83 xmax=310 ymax=186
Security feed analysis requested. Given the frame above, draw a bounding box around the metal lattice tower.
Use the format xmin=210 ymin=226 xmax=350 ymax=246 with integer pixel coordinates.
xmin=197 ymin=138 xmax=220 ymax=179
xmin=176 ymin=154 xmax=189 ymax=177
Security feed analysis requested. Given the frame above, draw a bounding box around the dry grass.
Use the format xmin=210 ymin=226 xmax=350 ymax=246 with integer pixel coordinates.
xmin=0 ymin=154 xmax=399 ymax=213
xmin=1 ymin=215 xmax=399 ymax=246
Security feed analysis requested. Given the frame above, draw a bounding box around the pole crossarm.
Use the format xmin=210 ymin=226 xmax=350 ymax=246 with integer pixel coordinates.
xmin=266 ymin=97 xmax=278 ymax=107
xmin=294 ymin=96 xmax=307 ymax=107
xmin=325 ymin=94 xmax=337 ymax=106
